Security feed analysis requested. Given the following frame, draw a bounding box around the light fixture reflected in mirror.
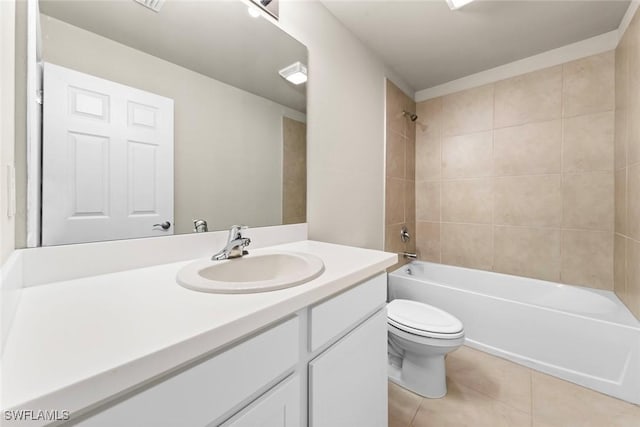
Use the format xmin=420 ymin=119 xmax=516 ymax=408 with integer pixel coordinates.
xmin=250 ymin=0 xmax=279 ymax=19
xmin=279 ymin=62 xmax=308 ymax=85
xmin=133 ymin=0 xmax=166 ymax=13
xmin=247 ymin=5 xmax=261 ymax=18
xmin=446 ymin=0 xmax=475 ymax=10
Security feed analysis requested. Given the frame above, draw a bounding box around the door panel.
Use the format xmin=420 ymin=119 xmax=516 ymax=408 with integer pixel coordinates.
xmin=128 ymin=140 xmax=158 ymax=215
xmin=42 ymin=62 xmax=174 ymax=245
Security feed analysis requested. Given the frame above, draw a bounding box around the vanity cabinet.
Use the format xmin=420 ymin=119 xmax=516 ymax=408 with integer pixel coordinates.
xmin=71 ymin=273 xmax=387 ymax=427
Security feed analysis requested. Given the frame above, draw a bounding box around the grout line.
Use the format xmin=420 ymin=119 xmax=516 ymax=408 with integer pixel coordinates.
xmin=409 ymin=397 xmax=423 ymax=427
xmin=560 ymin=63 xmax=566 ymax=283
xmin=530 ymin=368 xmax=534 ymax=427
xmin=491 ymin=85 xmax=497 ymax=270
xmin=623 ymin=164 xmax=629 ymax=297
xmin=440 ymin=221 xmax=612 ymax=233
xmin=415 ymin=170 xmax=615 ymax=183
xmin=438 ymin=107 xmax=443 ymax=264
xmin=621 ymin=43 xmax=631 ymax=300
xmin=440 ymin=107 xmax=614 ymax=136
xmin=446 ymin=366 xmax=534 ymax=417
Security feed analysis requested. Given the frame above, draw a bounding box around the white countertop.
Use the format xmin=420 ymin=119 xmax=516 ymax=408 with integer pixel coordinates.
xmin=1 ymin=240 xmax=396 ymax=417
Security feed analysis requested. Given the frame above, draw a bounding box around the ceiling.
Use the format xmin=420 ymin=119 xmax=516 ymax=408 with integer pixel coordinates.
xmin=39 ymin=0 xmax=307 ymax=112
xmin=321 ymin=0 xmax=630 ymax=92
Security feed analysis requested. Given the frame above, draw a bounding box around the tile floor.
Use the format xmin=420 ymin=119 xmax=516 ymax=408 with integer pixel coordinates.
xmin=389 ymin=346 xmax=640 ymax=427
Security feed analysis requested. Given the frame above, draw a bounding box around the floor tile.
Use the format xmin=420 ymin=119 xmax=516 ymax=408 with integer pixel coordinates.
xmin=531 ymin=371 xmax=640 ymax=427
xmin=411 ymin=379 xmax=531 ymax=427
xmin=389 ymin=381 xmax=422 ymax=427
xmin=388 ymin=346 xmax=640 ymax=427
xmin=446 ymin=346 xmax=532 ymax=413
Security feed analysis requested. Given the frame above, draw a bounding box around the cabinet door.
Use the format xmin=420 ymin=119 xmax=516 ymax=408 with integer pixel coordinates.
xmin=221 ymin=375 xmax=300 ymax=427
xmin=308 ymin=309 xmax=388 ymax=427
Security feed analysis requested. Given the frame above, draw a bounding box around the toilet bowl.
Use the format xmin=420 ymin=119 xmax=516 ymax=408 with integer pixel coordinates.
xmin=387 ymin=299 xmax=464 ymax=398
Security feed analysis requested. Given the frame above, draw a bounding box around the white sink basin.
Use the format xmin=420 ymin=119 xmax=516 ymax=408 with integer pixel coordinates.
xmin=176 ymin=251 xmax=325 ymax=293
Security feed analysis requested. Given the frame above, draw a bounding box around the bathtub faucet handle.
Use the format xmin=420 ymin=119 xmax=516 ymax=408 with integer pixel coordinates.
xmin=400 ymin=226 xmax=411 ymax=243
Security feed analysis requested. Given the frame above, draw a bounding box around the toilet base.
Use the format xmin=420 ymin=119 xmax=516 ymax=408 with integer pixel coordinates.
xmin=387 ymin=353 xmax=448 ymax=399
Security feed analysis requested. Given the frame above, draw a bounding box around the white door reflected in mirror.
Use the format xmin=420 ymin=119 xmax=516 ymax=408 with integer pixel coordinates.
xmin=41 ymin=63 xmax=174 ymax=246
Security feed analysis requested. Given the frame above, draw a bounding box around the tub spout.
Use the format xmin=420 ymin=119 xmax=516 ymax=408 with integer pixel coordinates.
xmin=402 ymin=252 xmax=417 ymax=260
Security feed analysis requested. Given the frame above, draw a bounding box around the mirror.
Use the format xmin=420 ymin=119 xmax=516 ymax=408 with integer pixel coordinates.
xmin=19 ymin=0 xmax=307 ymax=246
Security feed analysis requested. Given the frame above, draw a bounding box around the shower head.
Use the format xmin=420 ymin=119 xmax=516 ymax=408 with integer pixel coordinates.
xmin=402 ymin=110 xmax=418 ymax=122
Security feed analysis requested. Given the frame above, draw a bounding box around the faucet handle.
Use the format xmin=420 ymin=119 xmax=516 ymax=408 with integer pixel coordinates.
xmin=228 ymin=225 xmax=249 ymax=239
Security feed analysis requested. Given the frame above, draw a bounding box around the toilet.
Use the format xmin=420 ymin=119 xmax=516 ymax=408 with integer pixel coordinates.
xmin=387 ymin=299 xmax=465 ymax=398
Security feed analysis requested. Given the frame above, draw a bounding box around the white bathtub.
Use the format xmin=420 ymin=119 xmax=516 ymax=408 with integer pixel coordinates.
xmin=388 ymin=261 xmax=640 ymax=404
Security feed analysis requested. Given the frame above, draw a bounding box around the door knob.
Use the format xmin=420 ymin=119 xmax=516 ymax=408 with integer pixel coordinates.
xmin=153 ymin=221 xmax=171 ymax=231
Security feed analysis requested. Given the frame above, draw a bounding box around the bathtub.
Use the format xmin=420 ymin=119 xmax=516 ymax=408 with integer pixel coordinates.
xmin=388 ymin=261 xmax=640 ymax=404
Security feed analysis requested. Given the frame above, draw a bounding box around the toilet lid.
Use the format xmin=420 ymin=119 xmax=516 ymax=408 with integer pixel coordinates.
xmin=387 ymin=299 xmax=463 ymax=335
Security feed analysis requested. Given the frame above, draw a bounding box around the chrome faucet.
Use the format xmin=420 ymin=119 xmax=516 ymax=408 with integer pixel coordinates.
xmin=193 ymin=219 xmax=208 ymax=233
xmin=212 ymin=225 xmax=251 ymax=260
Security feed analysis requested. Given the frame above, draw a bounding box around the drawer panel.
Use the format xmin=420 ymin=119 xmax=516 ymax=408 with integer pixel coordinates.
xmin=76 ymin=317 xmax=299 ymax=427
xmin=310 ymin=273 xmax=386 ymax=351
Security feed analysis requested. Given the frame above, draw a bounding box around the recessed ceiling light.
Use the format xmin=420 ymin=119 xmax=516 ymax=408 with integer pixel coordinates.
xmin=279 ymin=62 xmax=308 ymax=85
xmin=446 ymin=0 xmax=475 ymax=11
xmin=248 ymin=5 xmax=261 ymax=18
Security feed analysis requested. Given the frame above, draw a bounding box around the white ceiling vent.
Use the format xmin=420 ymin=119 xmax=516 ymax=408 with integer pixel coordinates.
xmin=134 ymin=0 xmax=166 ymax=13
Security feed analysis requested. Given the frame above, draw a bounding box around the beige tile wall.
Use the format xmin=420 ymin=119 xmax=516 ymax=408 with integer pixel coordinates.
xmin=415 ymin=51 xmax=616 ymax=291
xmin=282 ymin=117 xmax=307 ymax=225
xmin=386 ymin=80 xmax=416 ymax=270
xmin=615 ymin=8 xmax=640 ymax=318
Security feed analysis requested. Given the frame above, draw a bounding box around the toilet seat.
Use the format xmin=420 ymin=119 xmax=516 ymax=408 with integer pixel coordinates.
xmin=387 ymin=299 xmax=464 ymax=339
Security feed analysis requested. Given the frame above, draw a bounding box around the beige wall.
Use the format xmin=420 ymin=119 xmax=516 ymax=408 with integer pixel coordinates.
xmin=415 ymin=52 xmax=616 ymax=290
xmin=615 ymin=7 xmax=640 ymax=318
xmin=1 ymin=0 xmax=16 ymax=264
xmin=282 ymin=117 xmax=306 ymax=225
xmin=27 ymin=14 xmax=306 ymax=238
xmin=385 ymin=80 xmax=415 ymax=270
xmin=279 ymin=1 xmax=390 ymax=250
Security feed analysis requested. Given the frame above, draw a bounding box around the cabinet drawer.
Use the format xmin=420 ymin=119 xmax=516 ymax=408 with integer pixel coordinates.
xmin=220 ymin=374 xmax=300 ymax=427
xmin=309 ymin=273 xmax=386 ymax=351
xmin=76 ymin=317 xmax=299 ymax=427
